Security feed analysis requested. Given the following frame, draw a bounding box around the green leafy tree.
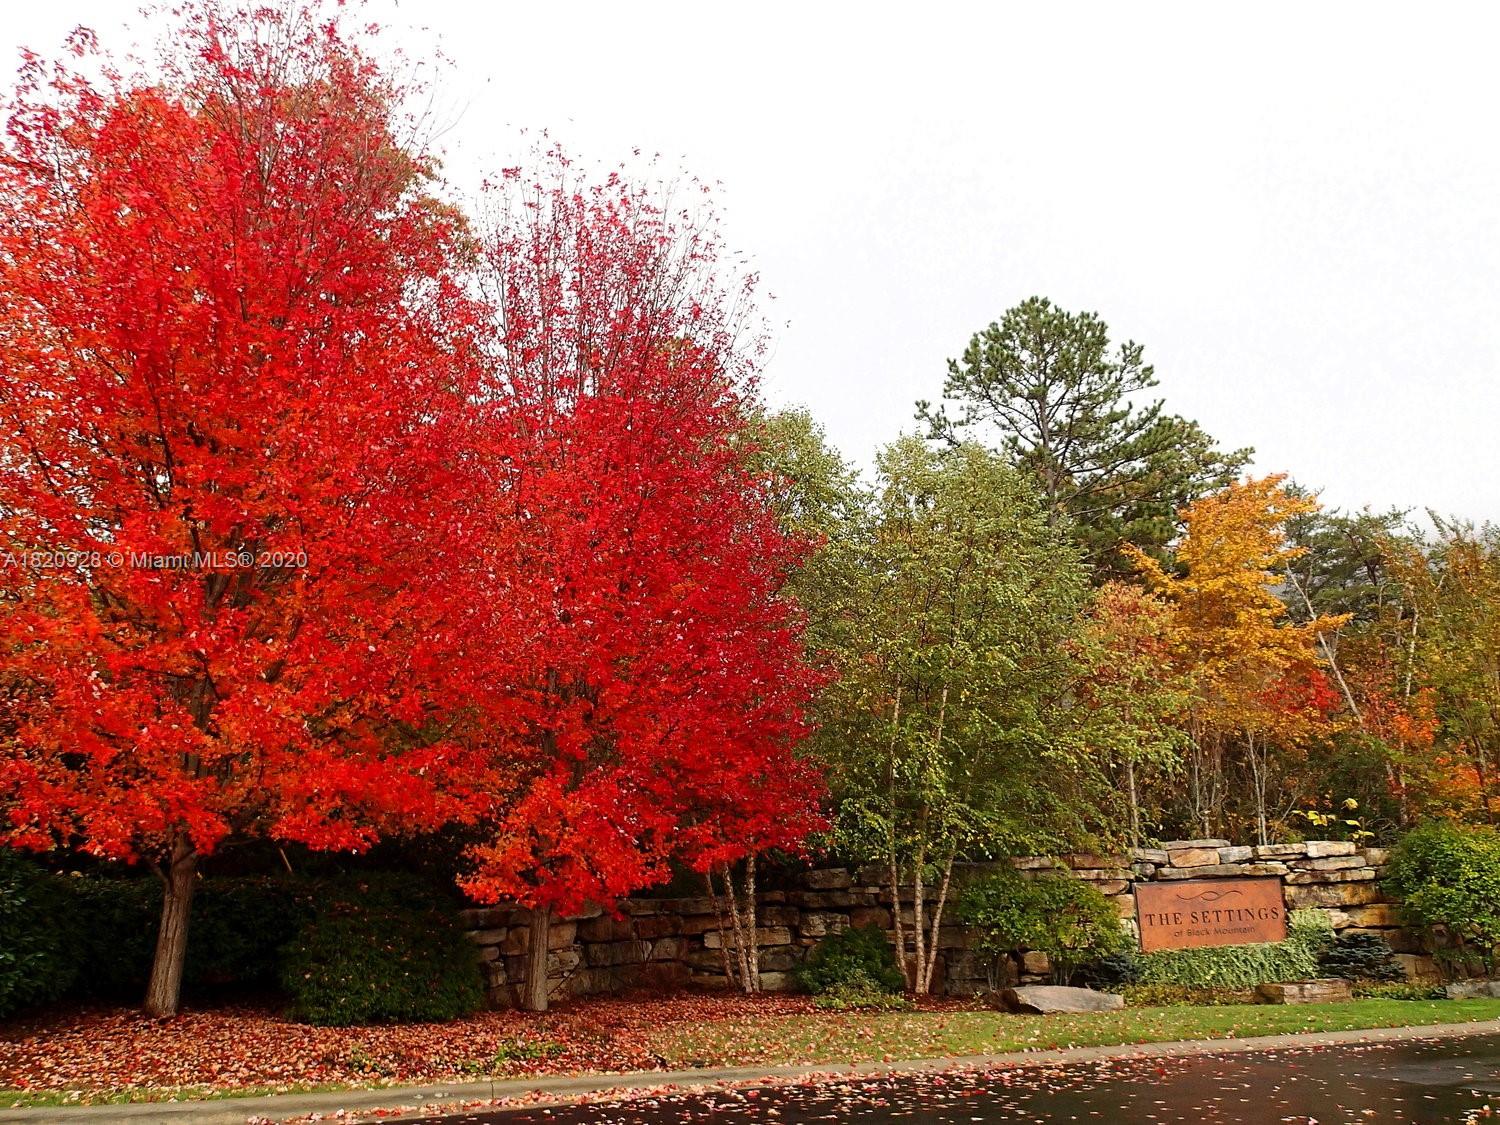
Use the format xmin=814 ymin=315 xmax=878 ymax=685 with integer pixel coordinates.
xmin=918 ymin=296 xmax=1249 ymax=575
xmin=1072 ymin=582 xmax=1192 ymax=846
xmin=1388 ymin=522 xmax=1500 ymax=821
xmin=822 ymin=438 xmax=1105 ymax=993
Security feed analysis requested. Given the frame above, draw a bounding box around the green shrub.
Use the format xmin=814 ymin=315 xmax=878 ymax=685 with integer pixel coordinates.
xmin=1317 ymin=931 xmax=1404 ymax=982
xmin=65 ymin=874 xmax=316 ymax=999
xmin=1385 ymin=821 xmax=1500 ymax=977
xmin=65 ymin=876 xmax=157 ymax=998
xmin=796 ymin=924 xmax=905 ymax=995
xmin=280 ymin=882 xmax=482 ymax=1025
xmin=0 ymin=853 xmax=79 ymax=1017
xmin=957 ymin=867 xmax=1129 ymax=984
xmin=810 ymin=970 xmax=915 ymax=1011
xmin=186 ymin=877 xmax=317 ymax=988
xmin=1129 ymin=910 xmax=1332 ymax=989
xmin=1118 ymin=983 xmax=1256 ymax=1007
xmin=1352 ymin=980 xmax=1446 ymax=1001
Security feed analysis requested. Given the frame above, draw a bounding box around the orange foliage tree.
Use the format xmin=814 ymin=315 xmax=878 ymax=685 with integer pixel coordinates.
xmin=1130 ymin=476 xmax=1346 ymax=842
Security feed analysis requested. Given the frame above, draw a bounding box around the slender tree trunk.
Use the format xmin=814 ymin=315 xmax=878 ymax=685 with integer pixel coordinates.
xmin=888 ymin=845 xmax=908 ymax=990
xmin=1286 ymin=568 xmax=1362 ymax=722
xmin=919 ymin=852 xmax=956 ymax=994
xmin=521 ymin=906 xmax=552 ymax=1012
xmin=144 ymin=837 xmax=198 ymax=1018
xmin=1245 ymin=731 xmax=1271 ymax=846
xmin=911 ymin=822 xmax=927 ymax=994
xmin=723 ymin=862 xmax=755 ymax=992
xmin=706 ymin=868 xmax=738 ymax=986
xmin=743 ymin=853 xmax=760 ymax=991
xmin=885 ymin=686 xmax=907 ymax=988
xmin=1124 ymin=757 xmax=1141 ymax=847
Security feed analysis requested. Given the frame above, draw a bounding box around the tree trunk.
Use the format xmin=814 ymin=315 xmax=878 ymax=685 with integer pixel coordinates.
xmin=911 ymin=828 xmax=927 ymax=995
xmin=144 ymin=838 xmax=198 ymax=1018
xmin=521 ymin=906 xmax=551 ymax=1012
xmin=919 ymin=852 xmax=955 ymax=994
xmin=888 ymin=847 xmax=909 ymax=990
xmin=722 ymin=861 xmax=756 ymax=993
xmin=706 ymin=868 xmax=738 ymax=985
xmin=1124 ymin=757 xmax=1141 ymax=847
xmin=743 ymin=852 xmax=760 ymax=991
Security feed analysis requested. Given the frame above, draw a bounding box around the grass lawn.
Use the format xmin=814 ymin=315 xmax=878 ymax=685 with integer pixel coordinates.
xmin=649 ymin=998 xmax=1500 ymax=1069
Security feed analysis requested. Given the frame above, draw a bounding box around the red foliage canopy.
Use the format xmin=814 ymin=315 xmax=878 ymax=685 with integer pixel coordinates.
xmin=0 ymin=4 xmax=825 ymax=925
xmin=0 ymin=6 xmax=496 ymax=865
xmin=459 ymin=159 xmax=825 ymax=915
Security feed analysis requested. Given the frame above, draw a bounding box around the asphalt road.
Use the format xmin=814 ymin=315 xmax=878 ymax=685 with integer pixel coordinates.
xmin=406 ymin=1032 xmax=1500 ymax=1124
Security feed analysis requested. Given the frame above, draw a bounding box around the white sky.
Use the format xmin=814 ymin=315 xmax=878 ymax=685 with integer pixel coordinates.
xmin=6 ymin=2 xmax=1499 ymax=523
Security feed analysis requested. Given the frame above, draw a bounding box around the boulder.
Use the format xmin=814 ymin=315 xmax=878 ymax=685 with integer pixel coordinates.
xmin=802 ymin=868 xmax=852 ymax=890
xmin=1253 ymin=843 xmax=1308 ymax=859
xmin=1292 ymin=855 xmax=1369 ymax=872
xmin=703 ymin=926 xmax=792 ymax=949
xmin=849 ymin=906 xmax=892 ymax=929
xmin=1072 ymin=868 xmax=1133 ymax=882
xmin=1304 ymin=840 xmax=1358 ymax=858
xmin=760 ymin=904 xmax=800 ymax=927
xmin=1255 ymin=978 xmax=1353 ymax=1004
xmin=646 ymin=936 xmax=687 ymax=962
xmin=1285 ymin=882 xmax=1384 ymax=909
xmin=1011 ymin=856 xmax=1060 ymax=871
xmin=578 ymin=914 xmax=632 ymax=942
xmin=1344 ymin=903 xmax=1403 ymax=928
xmin=995 ymin=985 xmax=1125 ymax=1014
xmin=1021 ymin=950 xmax=1052 ymax=975
xmin=584 ymin=940 xmax=648 ymax=967
xmin=633 ymin=914 xmax=683 ymax=939
xmin=1167 ymin=847 xmax=1220 ymax=868
xmin=1286 ymin=868 xmax=1376 ymax=885
xmin=1060 ymin=853 xmax=1129 ymax=870
xmin=1162 ymin=839 xmax=1231 ymax=850
xmin=1395 ymin=954 xmax=1442 ymax=983
xmin=1156 ymin=862 xmax=1287 ymax=880
xmin=1446 ymin=980 xmax=1500 ymax=1000
xmin=789 ymin=890 xmax=857 ymax=909
xmin=800 ymin=911 xmax=851 ymax=938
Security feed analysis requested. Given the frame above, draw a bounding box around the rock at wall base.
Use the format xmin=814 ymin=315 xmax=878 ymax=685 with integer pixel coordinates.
xmin=1445 ymin=979 xmax=1500 ymax=1000
xmin=1255 ymin=979 xmax=1353 ymax=1004
xmin=994 ymin=985 xmax=1125 ymax=1014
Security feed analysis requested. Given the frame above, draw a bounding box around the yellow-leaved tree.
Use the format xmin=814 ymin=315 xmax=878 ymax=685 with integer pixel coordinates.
xmin=1129 ymin=476 xmax=1348 ymax=843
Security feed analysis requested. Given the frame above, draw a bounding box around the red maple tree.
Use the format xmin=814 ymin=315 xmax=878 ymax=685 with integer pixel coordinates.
xmin=0 ymin=5 xmax=499 ymax=1015
xmin=458 ymin=158 xmax=825 ymax=1008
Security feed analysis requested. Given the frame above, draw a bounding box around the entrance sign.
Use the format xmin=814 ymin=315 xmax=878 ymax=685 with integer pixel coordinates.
xmin=1135 ymin=877 xmax=1287 ymax=952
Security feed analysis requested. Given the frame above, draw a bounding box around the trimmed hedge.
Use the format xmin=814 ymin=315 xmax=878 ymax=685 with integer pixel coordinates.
xmin=280 ymin=879 xmax=482 ymax=1025
xmin=0 ymin=864 xmax=477 ymax=1023
xmin=0 ymin=853 xmax=79 ymax=1017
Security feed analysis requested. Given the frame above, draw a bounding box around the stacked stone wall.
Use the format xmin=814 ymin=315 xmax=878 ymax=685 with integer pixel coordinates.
xmin=460 ymin=839 xmax=1434 ymax=1006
